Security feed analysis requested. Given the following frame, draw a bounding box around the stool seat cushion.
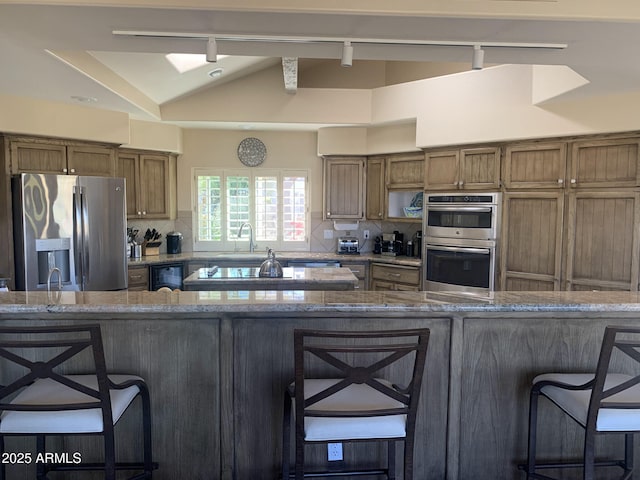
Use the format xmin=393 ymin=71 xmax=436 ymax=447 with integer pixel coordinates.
xmin=534 ymin=373 xmax=640 ymax=432
xmin=299 ymin=378 xmax=407 ymax=441
xmin=0 ymin=374 xmax=142 ymax=434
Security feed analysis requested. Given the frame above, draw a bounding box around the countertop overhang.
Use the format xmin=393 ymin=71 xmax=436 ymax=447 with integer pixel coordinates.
xmin=2 ymin=290 xmax=640 ymax=314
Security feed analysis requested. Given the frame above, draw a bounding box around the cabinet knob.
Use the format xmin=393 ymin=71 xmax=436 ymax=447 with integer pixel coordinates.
xmin=70 ymin=168 xmax=75 ymax=173
xmin=558 ymin=179 xmax=564 ymax=184
xmin=458 ymin=181 xmax=464 ymax=187
xmin=62 ymin=168 xmax=68 ymax=173
xmin=137 ymin=211 xmax=142 ymax=215
xmin=142 ymin=211 xmax=147 ymax=215
xmin=327 ymin=212 xmax=331 ymax=216
xmin=570 ymin=178 xmax=577 ymax=184
xmin=378 ymin=212 xmax=382 ymax=217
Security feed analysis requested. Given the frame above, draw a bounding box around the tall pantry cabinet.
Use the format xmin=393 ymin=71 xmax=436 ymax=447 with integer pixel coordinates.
xmin=500 ymin=137 xmax=640 ymax=291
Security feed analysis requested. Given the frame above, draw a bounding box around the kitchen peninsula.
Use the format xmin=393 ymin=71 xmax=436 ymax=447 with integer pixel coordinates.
xmin=182 ymin=266 xmax=358 ymax=291
xmin=0 ymin=290 xmax=638 ymax=480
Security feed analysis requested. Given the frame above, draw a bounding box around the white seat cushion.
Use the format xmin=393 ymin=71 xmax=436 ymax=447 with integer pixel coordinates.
xmin=298 ymin=378 xmax=407 ymax=441
xmin=535 ymin=373 xmax=640 ymax=432
xmin=0 ymin=374 xmax=142 ymax=434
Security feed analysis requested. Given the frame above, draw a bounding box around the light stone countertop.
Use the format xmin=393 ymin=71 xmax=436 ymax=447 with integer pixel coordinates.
xmin=127 ymin=251 xmax=422 ymax=268
xmin=2 ymin=290 xmax=640 ymax=314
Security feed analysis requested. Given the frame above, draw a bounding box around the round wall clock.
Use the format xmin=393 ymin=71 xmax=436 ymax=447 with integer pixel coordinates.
xmin=237 ymin=137 xmax=267 ymax=167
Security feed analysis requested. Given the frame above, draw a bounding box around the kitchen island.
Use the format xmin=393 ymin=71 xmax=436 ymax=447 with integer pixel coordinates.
xmin=182 ymin=266 xmax=359 ymax=291
xmin=0 ymin=290 xmax=639 ymax=480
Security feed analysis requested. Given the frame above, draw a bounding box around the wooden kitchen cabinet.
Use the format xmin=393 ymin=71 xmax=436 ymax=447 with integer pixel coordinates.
xmin=502 ymin=142 xmax=567 ymax=189
xmin=9 ymin=137 xmax=115 ymax=176
xmin=564 ymin=190 xmax=640 ymax=291
xmin=386 ymin=153 xmax=424 ymax=189
xmin=118 ymin=150 xmax=175 ymax=220
xmin=127 ymin=265 xmax=149 ymax=291
xmin=370 ymin=263 xmax=421 ymax=291
xmin=569 ymin=138 xmax=640 ymax=189
xmin=424 ymin=146 xmax=500 ymax=191
xmin=500 ymin=192 xmax=564 ymax=291
xmin=323 ymin=156 xmax=365 ymax=220
xmin=340 ymin=260 xmax=369 ymax=290
xmin=366 ymin=156 xmax=385 ymax=220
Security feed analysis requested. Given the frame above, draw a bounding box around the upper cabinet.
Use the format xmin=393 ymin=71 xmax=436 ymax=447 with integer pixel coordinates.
xmin=9 ymin=137 xmax=115 ymax=177
xmin=386 ymin=153 xmax=424 ymax=189
xmin=366 ymin=156 xmax=385 ymax=220
xmin=323 ymin=156 xmax=365 ymax=220
xmin=425 ymin=146 xmax=500 ymax=191
xmin=503 ymin=142 xmax=567 ymax=189
xmin=570 ymin=138 xmax=640 ymax=189
xmin=117 ymin=150 xmax=175 ymax=220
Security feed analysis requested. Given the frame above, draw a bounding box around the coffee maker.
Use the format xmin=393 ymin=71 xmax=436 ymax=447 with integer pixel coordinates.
xmin=381 ymin=231 xmax=404 ymax=256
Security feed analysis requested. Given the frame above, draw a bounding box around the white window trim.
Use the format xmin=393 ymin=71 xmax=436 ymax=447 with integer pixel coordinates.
xmin=192 ymin=167 xmax=310 ymax=252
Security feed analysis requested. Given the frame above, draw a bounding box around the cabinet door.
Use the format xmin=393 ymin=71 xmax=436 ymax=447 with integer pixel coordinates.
xmin=117 ymin=152 xmax=141 ymax=219
xmin=67 ymin=145 xmax=115 ymax=177
xmin=139 ymin=154 xmax=171 ymax=219
xmin=500 ymin=192 xmax=564 ymax=291
xmin=570 ymin=138 xmax=640 ymax=189
xmin=127 ymin=265 xmax=149 ymax=291
xmin=424 ymin=150 xmax=459 ymax=191
xmin=366 ymin=157 xmax=385 ymax=220
xmin=386 ymin=153 xmax=424 ymax=189
xmin=459 ymin=147 xmax=501 ymax=190
xmin=10 ymin=141 xmax=66 ymax=174
xmin=323 ymin=157 xmax=364 ymax=220
xmin=503 ymin=143 xmax=567 ymax=189
xmin=565 ymin=190 xmax=640 ymax=291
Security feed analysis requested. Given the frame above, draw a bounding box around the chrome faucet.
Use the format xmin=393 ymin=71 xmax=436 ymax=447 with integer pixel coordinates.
xmin=237 ymin=222 xmax=256 ymax=252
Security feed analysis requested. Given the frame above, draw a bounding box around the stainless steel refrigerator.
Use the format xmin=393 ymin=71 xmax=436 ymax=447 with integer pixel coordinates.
xmin=12 ymin=173 xmax=127 ymax=291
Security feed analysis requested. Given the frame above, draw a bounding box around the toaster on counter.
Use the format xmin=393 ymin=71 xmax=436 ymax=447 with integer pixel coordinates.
xmin=337 ymin=237 xmax=359 ymax=254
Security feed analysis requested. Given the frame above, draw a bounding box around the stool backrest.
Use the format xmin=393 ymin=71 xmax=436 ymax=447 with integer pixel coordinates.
xmin=293 ymin=328 xmax=430 ymax=423
xmin=0 ymin=324 xmax=112 ymax=420
xmin=588 ymin=325 xmax=640 ymax=428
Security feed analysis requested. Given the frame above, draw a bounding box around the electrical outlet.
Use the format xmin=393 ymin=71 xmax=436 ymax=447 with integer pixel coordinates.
xmin=324 ymin=229 xmax=334 ymax=240
xmin=327 ymin=443 xmax=343 ymax=461
xmin=363 ymin=230 xmax=370 ymax=239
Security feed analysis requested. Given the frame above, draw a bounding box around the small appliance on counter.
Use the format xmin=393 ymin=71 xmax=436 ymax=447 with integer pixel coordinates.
xmin=381 ymin=231 xmax=404 ymax=256
xmin=259 ymin=249 xmax=284 ymax=278
xmin=167 ymin=231 xmax=183 ymax=254
xmin=337 ymin=236 xmax=359 ymax=255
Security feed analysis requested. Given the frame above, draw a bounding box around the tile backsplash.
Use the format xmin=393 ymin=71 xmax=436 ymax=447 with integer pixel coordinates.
xmin=129 ymin=210 xmax=421 ymax=254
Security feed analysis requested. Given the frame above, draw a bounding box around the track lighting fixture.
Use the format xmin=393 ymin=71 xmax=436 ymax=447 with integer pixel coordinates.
xmin=206 ymin=37 xmax=217 ymax=63
xmin=341 ymin=41 xmax=353 ymax=67
xmin=472 ymin=44 xmax=484 ymax=70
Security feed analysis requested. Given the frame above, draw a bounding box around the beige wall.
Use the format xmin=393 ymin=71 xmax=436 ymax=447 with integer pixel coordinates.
xmin=177 ymin=128 xmax=322 ymax=212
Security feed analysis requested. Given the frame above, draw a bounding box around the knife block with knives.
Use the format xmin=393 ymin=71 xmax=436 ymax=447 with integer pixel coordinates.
xmin=142 ymin=228 xmax=162 ymax=256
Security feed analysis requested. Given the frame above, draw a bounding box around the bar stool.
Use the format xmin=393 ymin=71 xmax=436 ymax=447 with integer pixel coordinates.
xmin=0 ymin=324 xmax=156 ymax=480
xmin=282 ymin=328 xmax=430 ymax=480
xmin=521 ymin=325 xmax=640 ymax=480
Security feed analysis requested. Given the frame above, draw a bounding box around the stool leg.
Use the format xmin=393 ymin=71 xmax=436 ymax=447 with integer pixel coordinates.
xmin=0 ymin=435 xmax=4 ymax=480
xmin=282 ymin=393 xmax=291 ymax=480
xmin=625 ymin=434 xmax=634 ymax=478
xmin=526 ymin=387 xmax=541 ymax=479
xmin=583 ymin=428 xmax=596 ymax=480
xmin=36 ymin=435 xmax=46 ymax=480
xmin=387 ymin=440 xmax=396 ymax=480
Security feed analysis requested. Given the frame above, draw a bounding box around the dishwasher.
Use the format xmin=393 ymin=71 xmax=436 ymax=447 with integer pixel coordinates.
xmin=150 ymin=263 xmax=184 ymax=290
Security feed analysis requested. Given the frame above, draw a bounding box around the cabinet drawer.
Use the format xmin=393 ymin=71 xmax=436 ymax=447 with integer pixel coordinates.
xmin=128 ymin=266 xmax=149 ymax=289
xmin=371 ymin=263 xmax=421 ymax=286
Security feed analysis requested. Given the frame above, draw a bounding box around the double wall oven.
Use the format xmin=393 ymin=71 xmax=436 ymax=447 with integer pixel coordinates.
xmin=423 ymin=193 xmax=500 ymax=296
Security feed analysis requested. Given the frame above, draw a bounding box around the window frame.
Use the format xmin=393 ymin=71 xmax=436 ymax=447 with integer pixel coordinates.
xmin=192 ymin=167 xmax=310 ymax=252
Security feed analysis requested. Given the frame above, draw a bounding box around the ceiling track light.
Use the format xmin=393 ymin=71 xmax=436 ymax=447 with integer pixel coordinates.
xmin=341 ymin=41 xmax=353 ymax=67
xmin=206 ymin=37 xmax=217 ymax=63
xmin=472 ymin=44 xmax=485 ymax=70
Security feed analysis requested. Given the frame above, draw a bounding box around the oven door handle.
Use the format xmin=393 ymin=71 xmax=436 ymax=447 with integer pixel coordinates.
xmin=427 ymin=245 xmax=491 ymax=254
xmin=427 ymin=206 xmax=493 ymax=213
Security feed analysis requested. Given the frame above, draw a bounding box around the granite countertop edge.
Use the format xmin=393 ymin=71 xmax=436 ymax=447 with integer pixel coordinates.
xmin=2 ymin=291 xmax=640 ymax=314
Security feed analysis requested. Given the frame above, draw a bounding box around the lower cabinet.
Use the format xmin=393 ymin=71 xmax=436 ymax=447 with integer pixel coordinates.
xmin=127 ymin=265 xmax=149 ymax=291
xmin=339 ymin=261 xmax=369 ymax=290
xmin=370 ymin=263 xmax=422 ymax=291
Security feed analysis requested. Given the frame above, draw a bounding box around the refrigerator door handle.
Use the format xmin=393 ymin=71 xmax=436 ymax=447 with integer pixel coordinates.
xmin=73 ymin=186 xmax=88 ymax=289
xmin=80 ymin=188 xmax=90 ymax=289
